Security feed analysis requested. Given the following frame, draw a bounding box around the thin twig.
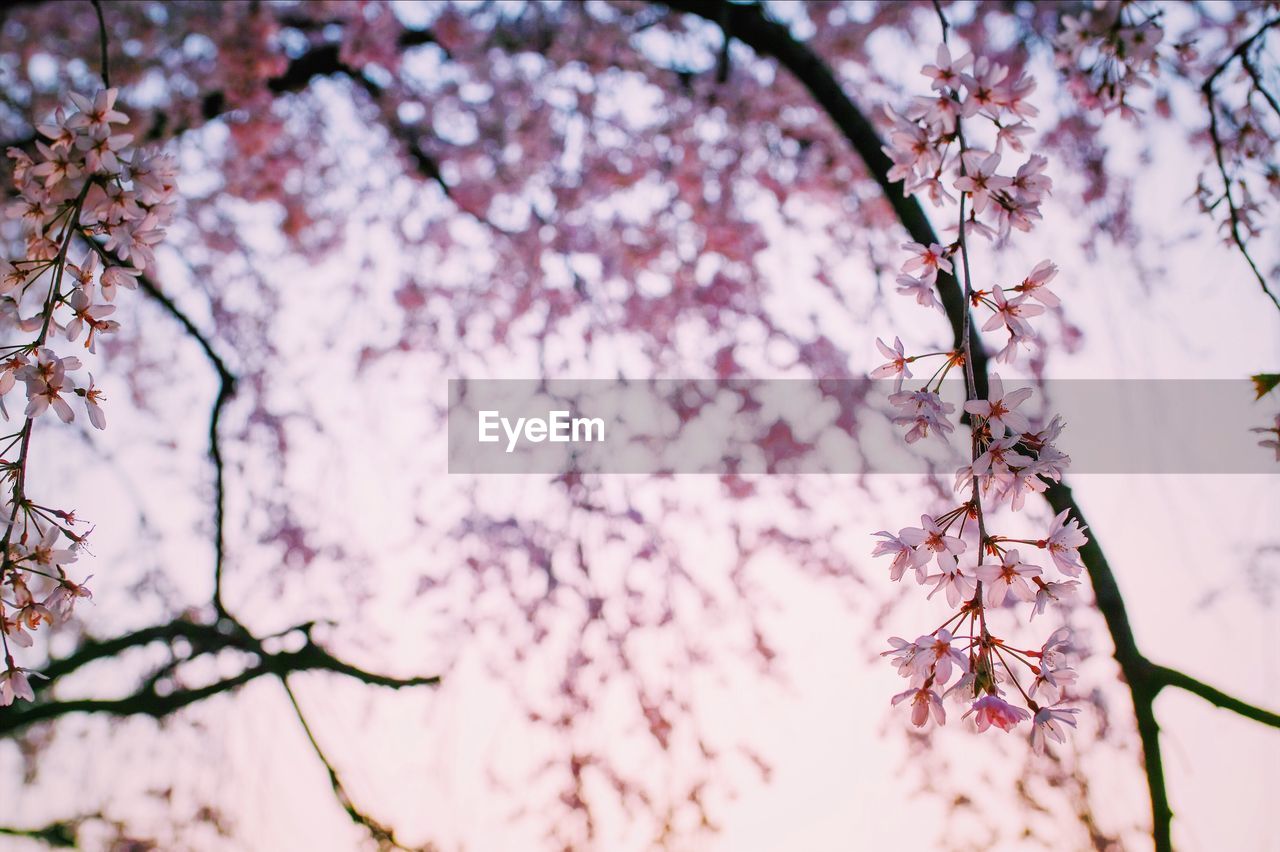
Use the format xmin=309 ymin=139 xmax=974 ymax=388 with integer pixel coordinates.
xmin=281 ymin=677 xmax=425 ymax=851
xmin=89 ymin=0 xmax=110 ymax=88
xmin=1201 ymin=16 xmax=1280 ymax=312
xmin=80 ymin=237 xmax=239 ymax=619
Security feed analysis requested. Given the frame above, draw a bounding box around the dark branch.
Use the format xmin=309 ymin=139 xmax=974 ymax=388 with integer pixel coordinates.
xmin=0 ymin=819 xmax=79 ymax=848
xmin=1152 ymin=664 xmax=1280 ymax=728
xmin=89 ymin=0 xmax=110 ymax=88
xmin=648 ymin=4 xmax=1258 ymax=851
xmin=0 ymin=616 xmax=439 ymax=737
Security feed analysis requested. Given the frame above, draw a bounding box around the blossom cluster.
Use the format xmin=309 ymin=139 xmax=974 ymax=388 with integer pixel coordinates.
xmin=883 ymin=46 xmax=1050 ymax=245
xmin=872 ymin=45 xmax=1087 ymax=752
xmin=1054 ymin=1 xmax=1166 ymax=119
xmin=0 ymin=89 xmax=175 ymax=705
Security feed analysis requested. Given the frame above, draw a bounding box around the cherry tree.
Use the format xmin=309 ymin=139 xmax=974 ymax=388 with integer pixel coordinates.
xmin=0 ymin=1 xmax=1277 ymax=849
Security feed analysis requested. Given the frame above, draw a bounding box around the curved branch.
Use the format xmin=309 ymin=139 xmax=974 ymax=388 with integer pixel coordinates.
xmin=80 ymin=237 xmax=240 ymax=619
xmin=660 ymin=0 xmax=988 ymax=395
xmin=647 ymin=4 xmax=1258 ymax=851
xmin=1153 ymin=664 xmax=1280 ymax=728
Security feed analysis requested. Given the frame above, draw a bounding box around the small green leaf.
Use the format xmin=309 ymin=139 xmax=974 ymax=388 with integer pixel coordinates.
xmin=1251 ymin=373 xmax=1280 ymax=400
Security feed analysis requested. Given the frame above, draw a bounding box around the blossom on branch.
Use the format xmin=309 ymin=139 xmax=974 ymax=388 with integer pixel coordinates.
xmin=0 ymin=85 xmax=175 ymax=701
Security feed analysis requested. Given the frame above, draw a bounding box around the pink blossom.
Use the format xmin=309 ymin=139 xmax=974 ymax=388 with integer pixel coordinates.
xmin=1039 ymin=627 xmax=1072 ymax=669
xmin=1044 ymin=509 xmax=1089 ymax=576
xmin=927 ymin=561 xmax=977 ymax=608
xmin=967 ymin=695 xmax=1030 ymax=732
xmin=80 ymin=374 xmax=107 ymax=430
xmin=982 ymin=285 xmax=1045 ymax=337
xmin=1017 ymin=259 xmax=1060 ymax=307
xmin=893 ymin=685 xmax=947 ymax=728
xmin=953 ymin=151 xmax=1011 ymax=214
xmin=1031 ymin=665 xmax=1078 ymax=705
xmin=66 ymin=88 xmax=129 ymax=131
xmin=0 ymin=665 xmax=39 ymax=706
xmin=881 ymin=637 xmax=922 ymax=678
xmin=890 ymin=390 xmax=956 ymax=443
xmin=900 ymin=241 xmax=953 ymax=282
xmin=1031 ymin=579 xmax=1079 ymax=619
xmin=974 ymin=549 xmax=1041 ymax=606
xmin=899 ymin=514 xmax=967 ymax=570
xmin=42 ymin=576 xmax=94 ymax=621
xmin=871 ymin=336 xmax=912 ymax=391
xmin=1030 ymin=705 xmax=1080 ymax=754
xmin=961 ymin=58 xmax=1010 ymax=118
xmin=872 ymin=529 xmax=930 ymax=583
xmin=100 ymin=265 xmax=142 ymax=301
xmin=962 ymin=373 xmax=1033 ymax=437
xmin=895 ymin=273 xmax=943 ymax=312
xmin=922 ymin=44 xmax=970 ymax=92
xmin=19 ymin=348 xmax=81 ymax=423
xmin=915 ymin=629 xmax=969 ymax=684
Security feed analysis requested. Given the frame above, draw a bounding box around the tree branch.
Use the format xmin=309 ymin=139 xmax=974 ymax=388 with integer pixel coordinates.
xmin=0 ymin=819 xmax=79 ymax=848
xmin=1200 ymin=16 xmax=1280 ymax=313
xmin=647 ymin=4 xmax=1274 ymax=850
xmin=80 ymin=237 xmax=240 ymax=620
xmin=0 ymin=616 xmax=438 ymax=737
xmin=1152 ymin=664 xmax=1280 ymax=728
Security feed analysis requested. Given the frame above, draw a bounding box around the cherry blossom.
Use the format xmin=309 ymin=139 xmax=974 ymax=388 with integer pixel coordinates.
xmin=895 ymin=273 xmax=944 ymax=312
xmin=900 ymin=241 xmax=953 ymax=283
xmin=962 ymin=373 xmax=1033 ymax=437
xmin=968 ymin=695 xmax=1031 ymax=732
xmin=916 ymin=629 xmax=968 ymax=684
xmin=899 ymin=514 xmax=967 ymax=571
xmin=20 ymin=348 xmax=80 ymax=423
xmin=874 ymin=38 xmax=1084 ymax=746
xmin=1031 ymin=665 xmax=1079 ymax=706
xmin=927 ymin=561 xmax=976 ymax=608
xmin=42 ymin=575 xmax=93 ymax=621
xmin=79 ymin=373 xmax=107 ymax=430
xmin=1015 ymin=259 xmax=1061 ymax=307
xmin=922 ymin=44 xmax=969 ymax=93
xmin=975 ymin=549 xmax=1041 ymax=606
xmin=1030 ymin=705 xmax=1081 ymax=755
xmin=872 ymin=530 xmax=929 ymax=583
xmin=1031 ymin=579 xmax=1080 ymax=620
xmin=871 ymin=336 xmax=913 ymax=391
xmin=0 ymin=663 xmax=39 ymax=706
xmin=982 ymin=286 xmax=1045 ymax=337
xmin=953 ymin=151 xmax=1011 ymax=214
xmin=1044 ymin=509 xmax=1090 ymax=576
xmin=0 ymin=85 xmax=173 ymax=701
xmin=893 ymin=685 xmax=947 ymax=728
